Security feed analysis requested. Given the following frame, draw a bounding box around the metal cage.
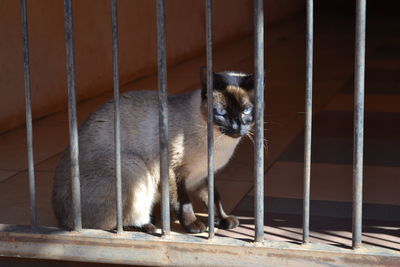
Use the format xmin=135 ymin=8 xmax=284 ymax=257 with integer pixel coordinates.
xmin=0 ymin=0 xmax=398 ymax=266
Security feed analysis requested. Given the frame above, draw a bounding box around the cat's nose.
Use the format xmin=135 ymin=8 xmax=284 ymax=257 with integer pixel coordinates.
xmin=240 ymin=125 xmax=250 ymax=136
xmin=232 ymin=121 xmax=239 ymax=130
xmin=231 ymin=122 xmax=241 ymax=134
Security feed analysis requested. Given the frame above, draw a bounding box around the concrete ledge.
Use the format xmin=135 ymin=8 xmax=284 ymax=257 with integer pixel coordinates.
xmin=0 ymin=224 xmax=398 ymax=267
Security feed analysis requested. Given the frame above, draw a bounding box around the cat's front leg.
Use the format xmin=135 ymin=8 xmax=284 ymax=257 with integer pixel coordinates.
xmin=194 ymin=179 xmax=240 ymax=230
xmin=170 ymin=173 xmax=206 ymax=234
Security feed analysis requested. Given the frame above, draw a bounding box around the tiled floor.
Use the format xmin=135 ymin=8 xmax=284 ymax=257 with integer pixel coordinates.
xmin=215 ymin=9 xmax=400 ymax=252
xmin=0 ymin=6 xmax=399 ymax=267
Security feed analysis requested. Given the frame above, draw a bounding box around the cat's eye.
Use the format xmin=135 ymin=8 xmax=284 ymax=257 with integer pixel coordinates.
xmin=214 ymin=106 xmax=226 ymax=116
xmin=243 ymin=106 xmax=253 ymax=115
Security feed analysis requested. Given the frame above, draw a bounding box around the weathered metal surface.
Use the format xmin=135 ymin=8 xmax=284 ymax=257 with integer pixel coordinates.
xmin=206 ymin=0 xmax=215 ymax=239
xmin=21 ymin=0 xmax=37 ymax=228
xmin=303 ymin=0 xmax=313 ymax=244
xmin=111 ymin=0 xmax=123 ymax=234
xmin=0 ymin=225 xmax=398 ymax=267
xmin=254 ymin=0 xmax=265 ymax=243
xmin=63 ymin=0 xmax=82 ymax=231
xmin=353 ymin=0 xmax=367 ymax=249
xmin=156 ymin=0 xmax=170 ymax=235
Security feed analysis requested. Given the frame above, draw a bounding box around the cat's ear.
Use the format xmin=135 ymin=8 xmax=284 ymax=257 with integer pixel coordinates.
xmin=200 ymin=67 xmax=221 ymax=99
xmin=240 ymin=74 xmax=255 ymax=91
xmin=242 ymin=71 xmax=268 ymax=90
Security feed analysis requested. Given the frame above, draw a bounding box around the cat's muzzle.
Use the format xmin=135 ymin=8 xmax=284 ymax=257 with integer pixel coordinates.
xmin=220 ymin=125 xmax=250 ymax=138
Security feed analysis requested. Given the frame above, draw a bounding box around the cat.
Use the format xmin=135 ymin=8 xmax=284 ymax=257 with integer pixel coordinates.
xmin=52 ymin=68 xmax=255 ymax=233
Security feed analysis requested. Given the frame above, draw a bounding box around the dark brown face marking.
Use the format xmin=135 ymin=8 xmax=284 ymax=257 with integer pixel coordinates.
xmin=200 ymin=69 xmax=255 ymax=138
xmin=226 ymin=85 xmax=253 ymax=107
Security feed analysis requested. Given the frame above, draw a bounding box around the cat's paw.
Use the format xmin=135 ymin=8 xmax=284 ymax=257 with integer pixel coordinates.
xmin=218 ymin=215 xmax=240 ymax=230
xmin=142 ymin=223 xmax=157 ymax=234
xmin=183 ymin=219 xmax=206 ymax=234
xmin=123 ymin=223 xmax=157 ymax=234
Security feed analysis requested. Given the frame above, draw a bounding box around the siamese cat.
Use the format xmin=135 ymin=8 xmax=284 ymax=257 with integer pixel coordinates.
xmin=52 ymin=68 xmax=255 ymax=233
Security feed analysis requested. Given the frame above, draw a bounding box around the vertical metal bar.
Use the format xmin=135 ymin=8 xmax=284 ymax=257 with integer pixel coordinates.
xmin=63 ymin=0 xmax=82 ymax=231
xmin=21 ymin=0 xmax=37 ymax=228
xmin=111 ymin=0 xmax=123 ymax=234
xmin=206 ymin=0 xmax=215 ymax=239
xmin=352 ymin=0 xmax=366 ymax=249
xmin=303 ymin=0 xmax=313 ymax=244
xmin=156 ymin=0 xmax=170 ymax=235
xmin=254 ymin=0 xmax=265 ymax=243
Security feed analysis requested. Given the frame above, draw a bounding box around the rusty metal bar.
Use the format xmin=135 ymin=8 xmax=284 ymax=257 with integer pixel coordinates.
xmin=352 ymin=0 xmax=367 ymax=249
xmin=111 ymin=0 xmax=123 ymax=234
xmin=21 ymin=0 xmax=37 ymax=228
xmin=63 ymin=0 xmax=82 ymax=231
xmin=303 ymin=0 xmax=313 ymax=244
xmin=254 ymin=0 xmax=265 ymax=243
xmin=206 ymin=0 xmax=215 ymax=239
xmin=156 ymin=0 xmax=170 ymax=235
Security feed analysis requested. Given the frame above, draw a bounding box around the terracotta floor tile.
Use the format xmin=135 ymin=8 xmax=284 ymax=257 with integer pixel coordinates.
xmin=217 ymin=214 xmax=399 ymax=251
xmin=35 ymin=93 xmax=112 ymax=128
xmin=35 ymin=153 xmax=63 ymax=172
xmin=0 ymin=170 xmax=18 ymax=183
xmin=326 ymin=93 xmax=400 ymax=113
xmin=0 ymin=124 xmax=68 ymax=171
xmin=0 ymin=171 xmax=57 ymax=226
xmin=216 ymin=180 xmax=253 ymax=214
xmin=370 ymin=44 xmax=400 ymax=61
xmin=249 ymin=161 xmax=400 ymax=206
xmin=279 ymin=110 xmax=400 ymax=165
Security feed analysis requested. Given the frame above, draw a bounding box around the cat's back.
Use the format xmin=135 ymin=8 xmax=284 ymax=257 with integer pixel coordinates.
xmin=52 ymin=90 xmax=161 ymax=229
xmin=85 ymin=89 xmax=159 ymax=132
xmin=78 ymin=90 xmax=159 ymax=154
xmin=54 ymin=90 xmax=160 ymax=183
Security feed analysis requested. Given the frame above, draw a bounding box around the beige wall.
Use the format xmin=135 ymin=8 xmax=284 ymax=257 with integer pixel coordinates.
xmin=0 ymin=0 xmax=304 ymax=133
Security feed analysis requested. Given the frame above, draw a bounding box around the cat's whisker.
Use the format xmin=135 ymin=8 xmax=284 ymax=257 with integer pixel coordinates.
xmin=264 ymin=121 xmax=281 ymax=126
xmin=245 ymin=130 xmax=268 ymax=148
xmin=264 ymin=139 xmax=269 ymax=149
xmin=246 ymin=133 xmax=255 ymax=145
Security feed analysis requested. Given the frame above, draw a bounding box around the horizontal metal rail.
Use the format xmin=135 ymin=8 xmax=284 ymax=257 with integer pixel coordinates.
xmin=0 ymin=225 xmax=398 ymax=267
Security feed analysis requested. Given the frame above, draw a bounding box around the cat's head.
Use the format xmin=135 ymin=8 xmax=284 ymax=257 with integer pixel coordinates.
xmin=200 ymin=67 xmax=255 ymax=138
